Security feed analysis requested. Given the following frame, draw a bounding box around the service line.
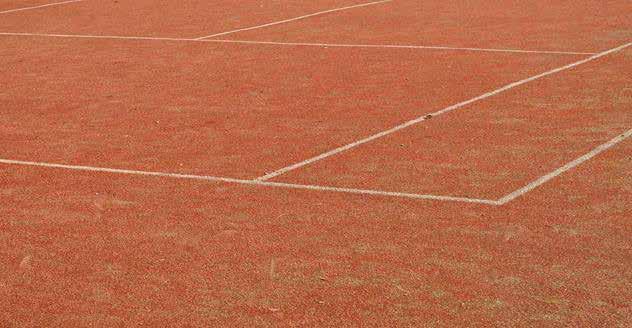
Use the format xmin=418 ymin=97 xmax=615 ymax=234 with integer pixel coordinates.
xmin=0 ymin=32 xmax=595 ymax=56
xmin=2 ymin=126 xmax=630 ymax=207
xmin=3 ymin=127 xmax=629 ymax=205
xmin=0 ymin=159 xmax=498 ymax=205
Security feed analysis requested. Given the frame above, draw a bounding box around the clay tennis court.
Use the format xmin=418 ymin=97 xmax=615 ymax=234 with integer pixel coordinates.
xmin=1 ymin=0 xmax=630 ymax=326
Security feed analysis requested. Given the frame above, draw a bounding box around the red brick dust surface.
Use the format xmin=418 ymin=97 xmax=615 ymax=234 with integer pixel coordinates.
xmin=0 ymin=35 xmax=575 ymax=179
xmin=0 ymin=0 xmax=631 ymax=326
xmin=0 ymin=0 xmax=58 ymax=12
xmin=0 ymin=145 xmax=630 ymax=326
xmin=0 ymin=0 xmax=377 ymax=38
xmin=268 ymin=47 xmax=632 ymax=200
xmin=226 ymin=0 xmax=632 ymax=53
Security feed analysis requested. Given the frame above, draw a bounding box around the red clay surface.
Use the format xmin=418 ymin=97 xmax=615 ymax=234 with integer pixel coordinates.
xmin=0 ymin=0 xmax=56 ymax=12
xmin=0 ymin=36 xmax=575 ymax=178
xmin=0 ymin=0 xmax=374 ymax=37
xmin=227 ymin=0 xmax=632 ymax=53
xmin=271 ymin=49 xmax=632 ymax=199
xmin=1 ymin=146 xmax=631 ymax=326
xmin=1 ymin=0 xmax=631 ymax=326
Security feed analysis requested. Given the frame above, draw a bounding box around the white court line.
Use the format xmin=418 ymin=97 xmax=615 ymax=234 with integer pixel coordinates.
xmin=0 ymin=159 xmax=499 ymax=205
xmin=3 ymin=128 xmax=629 ymax=205
xmin=0 ymin=32 xmax=193 ymax=42
xmin=497 ymin=128 xmax=632 ymax=205
xmin=0 ymin=32 xmax=595 ymax=56
xmin=0 ymin=0 xmax=84 ymax=14
xmin=2 ymin=127 xmax=629 ymax=206
xmin=194 ymin=0 xmax=392 ymax=40
xmin=208 ymin=39 xmax=595 ymax=56
xmin=256 ymin=42 xmax=632 ymax=181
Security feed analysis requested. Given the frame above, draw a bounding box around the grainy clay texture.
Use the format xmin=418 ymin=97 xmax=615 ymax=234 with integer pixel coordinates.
xmin=0 ymin=0 xmax=631 ymax=326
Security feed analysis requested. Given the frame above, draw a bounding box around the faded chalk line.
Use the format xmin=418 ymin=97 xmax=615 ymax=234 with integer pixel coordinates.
xmin=0 ymin=32 xmax=596 ymax=55
xmin=194 ymin=0 xmax=392 ymax=40
xmin=256 ymin=42 xmax=631 ymax=181
xmin=497 ymin=128 xmax=632 ymax=204
xmin=0 ymin=159 xmax=498 ymax=205
xmin=0 ymin=32 xmax=192 ymax=42
xmin=0 ymin=0 xmax=84 ymax=14
xmin=208 ymin=39 xmax=595 ymax=56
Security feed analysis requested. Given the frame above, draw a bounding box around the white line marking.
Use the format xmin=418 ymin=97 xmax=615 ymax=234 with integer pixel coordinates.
xmin=207 ymin=39 xmax=596 ymax=56
xmin=497 ymin=128 xmax=632 ymax=205
xmin=194 ymin=0 xmax=392 ymax=40
xmin=0 ymin=159 xmax=498 ymax=205
xmin=256 ymin=42 xmax=632 ymax=181
xmin=0 ymin=32 xmax=192 ymax=41
xmin=0 ymin=0 xmax=84 ymax=14
xmin=0 ymin=32 xmax=596 ymax=55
